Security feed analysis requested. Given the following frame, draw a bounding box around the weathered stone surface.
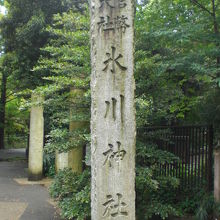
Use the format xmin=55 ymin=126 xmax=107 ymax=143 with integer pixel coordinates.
xmin=55 ymin=151 xmax=69 ymax=172
xmin=214 ymin=148 xmax=220 ymax=201
xmin=90 ymin=0 xmax=136 ymax=218
xmin=28 ymin=93 xmax=44 ymax=181
xmin=14 ymin=177 xmax=52 ymax=187
xmin=68 ymin=120 xmax=88 ymax=173
xmin=68 ymin=148 xmax=84 ymax=173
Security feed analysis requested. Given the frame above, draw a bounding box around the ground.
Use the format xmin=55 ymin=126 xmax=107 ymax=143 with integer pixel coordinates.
xmin=0 ymin=149 xmax=61 ymax=220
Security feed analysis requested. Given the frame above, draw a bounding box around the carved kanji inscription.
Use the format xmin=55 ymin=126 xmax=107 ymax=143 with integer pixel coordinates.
xmin=98 ymin=15 xmax=130 ymax=33
xmin=99 ymin=0 xmax=127 ymax=9
xmin=104 ymin=98 xmax=117 ymax=120
xmin=103 ymin=141 xmax=126 ymax=167
xmin=103 ymin=193 xmax=128 ymax=217
xmin=120 ymin=95 xmax=124 ymax=123
xmin=91 ymin=0 xmax=135 ymax=216
xmin=104 ymin=95 xmax=124 ymax=121
xmin=103 ymin=47 xmax=127 ymax=73
xmin=99 ymin=0 xmax=114 ymax=9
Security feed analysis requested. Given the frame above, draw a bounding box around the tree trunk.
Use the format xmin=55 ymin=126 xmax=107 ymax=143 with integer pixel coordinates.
xmin=0 ymin=72 xmax=7 ymax=149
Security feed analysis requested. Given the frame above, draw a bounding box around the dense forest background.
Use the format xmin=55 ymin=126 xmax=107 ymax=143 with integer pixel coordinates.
xmin=0 ymin=0 xmax=220 ymax=149
xmin=0 ymin=0 xmax=220 ymax=219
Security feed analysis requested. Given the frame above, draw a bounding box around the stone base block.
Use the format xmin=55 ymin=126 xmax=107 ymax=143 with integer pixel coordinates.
xmin=28 ymin=173 xmax=42 ymax=181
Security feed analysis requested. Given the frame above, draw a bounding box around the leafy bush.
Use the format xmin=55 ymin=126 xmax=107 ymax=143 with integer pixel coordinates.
xmin=43 ymin=152 xmax=56 ymax=177
xmin=40 ymin=3 xmax=213 ymax=220
xmin=195 ymin=194 xmax=220 ymax=220
xmin=50 ymin=138 xmax=181 ymax=220
xmin=136 ymin=139 xmax=181 ymax=220
xmin=50 ymin=168 xmax=91 ymax=220
xmin=177 ymin=187 xmax=207 ymax=215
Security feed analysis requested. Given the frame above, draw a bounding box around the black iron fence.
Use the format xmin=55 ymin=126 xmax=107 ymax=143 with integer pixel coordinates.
xmin=138 ymin=125 xmax=214 ymax=191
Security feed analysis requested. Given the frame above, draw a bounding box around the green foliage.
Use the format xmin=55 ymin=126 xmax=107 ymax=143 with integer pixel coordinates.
xmin=4 ymin=107 xmax=28 ymax=148
xmin=34 ymin=9 xmax=90 ymax=90
xmin=45 ymin=2 xmax=204 ymax=219
xmin=0 ymin=0 xmax=79 ymax=149
xmin=50 ymin=168 xmax=91 ymax=220
xmin=0 ymin=0 xmax=69 ymax=90
xmin=2 ymin=0 xmax=220 ymax=219
xmin=136 ymin=129 xmax=181 ymax=219
xmin=43 ymin=152 xmax=56 ymax=177
xmin=195 ymin=194 xmax=220 ymax=220
xmin=135 ymin=0 xmax=220 ymax=127
xmin=37 ymin=10 xmax=91 ymax=219
xmin=33 ymin=8 xmax=90 ymax=153
xmin=177 ymin=187 xmax=208 ymax=215
xmin=45 ymin=127 xmax=88 ymax=153
xmin=50 ymin=131 xmax=181 ymax=220
xmin=5 ymin=97 xmax=29 ymax=144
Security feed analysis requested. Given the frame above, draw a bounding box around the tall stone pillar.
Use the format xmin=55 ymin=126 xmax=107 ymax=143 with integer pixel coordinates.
xmin=90 ymin=0 xmax=136 ymax=219
xmin=28 ymin=93 xmax=44 ymax=181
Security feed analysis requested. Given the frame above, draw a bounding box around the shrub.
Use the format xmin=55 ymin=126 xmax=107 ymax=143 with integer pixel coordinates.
xmin=50 ymin=139 xmax=181 ymax=220
xmin=43 ymin=152 xmax=56 ymax=177
xmin=136 ymin=141 xmax=181 ymax=220
xmin=50 ymin=168 xmax=91 ymax=220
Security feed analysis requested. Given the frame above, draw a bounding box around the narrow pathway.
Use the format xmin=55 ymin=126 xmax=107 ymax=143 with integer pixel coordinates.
xmin=0 ymin=149 xmax=61 ymax=220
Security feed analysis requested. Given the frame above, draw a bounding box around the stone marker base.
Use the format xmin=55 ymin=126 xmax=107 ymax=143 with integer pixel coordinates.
xmin=15 ymin=177 xmax=52 ymax=187
xmin=28 ymin=173 xmax=42 ymax=181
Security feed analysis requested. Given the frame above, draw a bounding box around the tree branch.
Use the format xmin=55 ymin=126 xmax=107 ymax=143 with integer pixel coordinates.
xmin=190 ymin=0 xmax=214 ymax=16
xmin=6 ymin=92 xmax=15 ymax=99
xmin=6 ymin=97 xmax=17 ymax=104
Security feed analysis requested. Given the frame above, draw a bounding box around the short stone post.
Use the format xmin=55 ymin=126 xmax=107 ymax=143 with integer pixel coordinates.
xmin=55 ymin=151 xmax=69 ymax=172
xmin=214 ymin=142 xmax=220 ymax=202
xmin=69 ymin=121 xmax=88 ymax=173
xmin=55 ymin=120 xmax=88 ymax=173
xmin=28 ymin=93 xmax=44 ymax=181
xmin=90 ymin=0 xmax=136 ymax=218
